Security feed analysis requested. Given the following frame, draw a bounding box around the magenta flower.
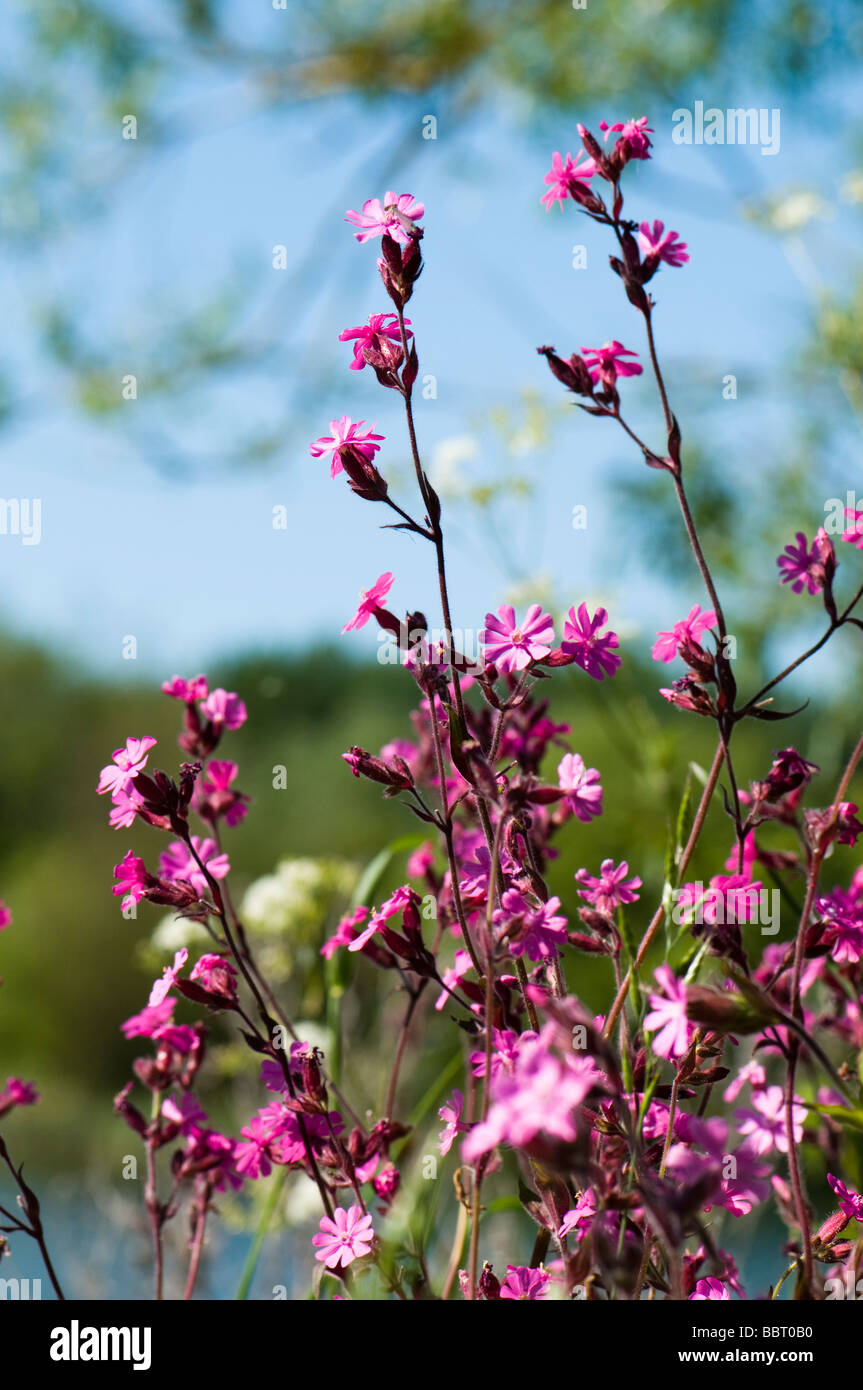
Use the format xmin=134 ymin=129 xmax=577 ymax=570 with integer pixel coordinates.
xmin=308 ymin=416 xmax=385 ymax=479
xmin=540 ymin=151 xmax=595 ymax=211
xmin=96 ymin=736 xmax=157 ymax=796
xmin=598 ymin=116 xmax=653 ymax=159
xmin=338 ymin=312 xmax=410 ymax=372
xmin=148 ymin=948 xmax=189 ymax=1007
xmin=777 ymin=532 xmax=825 ymax=595
xmin=121 ymin=998 xmax=176 ymax=1039
xmin=463 ymin=1028 xmax=597 ymax=1160
xmin=575 ymin=859 xmax=642 ymax=916
xmin=480 ymin=603 xmax=554 ymax=673
xmin=112 ymin=850 xmax=152 ymax=905
xmin=735 ymin=1085 xmax=806 ymax=1155
xmin=438 ymin=1089 xmax=467 ymax=1156
xmin=559 ymin=1190 xmax=598 ymax=1240
xmin=561 ymin=603 xmax=621 ymax=680
xmin=348 ymin=883 xmax=414 ymax=952
xmin=651 ymin=604 xmax=718 ymax=663
xmin=190 ymin=952 xmax=238 ymax=1003
xmin=689 ymin=1277 xmax=729 ymax=1301
xmin=0 ymin=900 xmax=11 ymax=931
xmin=162 ymin=675 xmax=208 ymax=702
xmin=494 ymin=889 xmax=569 ymax=962
xmin=580 ymin=340 xmax=642 ymax=388
xmin=312 ymin=1204 xmax=375 ymax=1270
xmin=841 ymin=507 xmax=863 ymax=549
xmin=828 ymin=1173 xmax=863 ymax=1221
xmin=342 ymin=572 xmax=394 ymax=635
xmin=345 ymin=192 xmax=424 ymax=244
xmin=321 ymin=906 xmax=368 ymax=960
xmin=0 ymin=1077 xmax=39 ymax=1117
xmin=557 ymin=753 xmax=603 ymax=822
xmin=644 ymin=965 xmax=693 ymax=1060
xmin=201 ymin=688 xmax=247 ymax=731
xmin=160 ymin=837 xmax=230 ymax=896
xmin=638 ymin=220 xmax=689 ymax=268
xmin=499 ymin=1266 xmax=551 ymax=1300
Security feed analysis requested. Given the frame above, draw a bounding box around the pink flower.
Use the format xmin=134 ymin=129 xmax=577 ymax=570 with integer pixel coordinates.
xmin=493 ymin=889 xmax=569 ymax=962
xmin=500 ymin=1266 xmax=550 ymax=1300
xmin=0 ymin=1077 xmax=39 ymax=1117
xmin=689 ymin=1277 xmax=729 ymax=1300
xmin=308 ymin=416 xmax=385 ymax=480
xmin=561 ymin=603 xmax=621 ymax=680
xmin=112 ymin=850 xmax=152 ymax=905
xmin=638 ymin=220 xmax=689 ymax=268
xmin=575 ymin=859 xmax=642 ymax=915
xmin=321 ymin=906 xmax=369 ymax=960
xmin=148 ymin=948 xmax=189 ymax=1006
xmin=777 ymin=532 xmax=825 ymax=595
xmin=557 ymin=753 xmax=603 ymax=822
xmin=162 ymin=675 xmax=208 ymax=702
xmin=201 ymin=689 xmax=247 ymax=731
xmin=121 ymin=998 xmax=176 ymax=1039
xmin=828 ymin=1173 xmax=863 ymax=1221
xmin=559 ymin=1190 xmax=597 ymax=1239
xmin=160 ymin=837 xmax=230 ymax=896
xmin=96 ymin=736 xmax=157 ymax=796
xmin=735 ymin=1085 xmax=806 ymax=1155
xmin=345 ymin=192 xmax=424 ymax=244
xmin=348 ymin=884 xmax=414 ymax=952
xmin=644 ymin=965 xmax=693 ymax=1060
xmin=480 ymin=604 xmax=554 ymax=673
xmin=436 ymin=949 xmax=473 ymax=1011
xmin=580 ymin=341 xmax=642 ymax=388
xmin=841 ymin=507 xmax=863 ymax=549
xmin=438 ymin=1089 xmax=467 ymax=1156
xmin=190 ymin=952 xmax=238 ymax=1003
xmin=651 ymin=604 xmax=718 ymax=663
xmin=342 ymin=572 xmax=394 ymax=634
xmin=723 ymin=1060 xmax=767 ymax=1104
xmin=108 ymin=787 xmax=142 ymax=830
xmin=540 ymin=151 xmax=595 ymax=210
xmin=0 ymin=900 xmax=11 ymax=931
xmin=463 ymin=1027 xmax=597 ymax=1160
xmin=312 ymin=1204 xmax=375 ymax=1269
xmin=338 ymin=312 xmax=410 ymax=372
xmin=598 ymin=116 xmax=653 ymax=159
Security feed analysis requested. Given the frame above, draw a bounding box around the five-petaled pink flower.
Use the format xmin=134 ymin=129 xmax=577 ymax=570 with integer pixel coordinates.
xmin=597 ymin=116 xmax=653 ymax=159
xmin=312 ymin=1204 xmax=375 ymax=1269
xmin=481 ymin=604 xmax=554 ymax=673
xmin=309 ymin=416 xmax=385 ymax=479
xmin=338 ymin=313 xmax=410 ymax=372
xmin=557 ymin=753 xmax=603 ymax=822
xmin=651 ymin=604 xmax=717 ymax=663
xmin=342 ymin=572 xmax=393 ymax=634
xmin=160 ymin=837 xmax=230 ymax=896
xmin=345 ymin=192 xmax=424 ymax=244
xmin=777 ymin=531 xmax=825 ymax=595
xmin=637 ymin=220 xmax=689 ymax=268
xmin=162 ymin=675 xmax=208 ymax=702
xmin=575 ymin=859 xmax=641 ymax=916
xmin=735 ymin=1085 xmax=806 ymax=1155
xmin=540 ymin=151 xmax=595 ymax=211
xmin=97 ymin=736 xmax=157 ymax=797
xmin=201 ymin=688 xmax=247 ymax=731
xmin=644 ymin=965 xmax=693 ymax=1060
xmin=561 ymin=603 xmax=621 ymax=679
xmin=580 ymin=341 xmax=642 ymax=388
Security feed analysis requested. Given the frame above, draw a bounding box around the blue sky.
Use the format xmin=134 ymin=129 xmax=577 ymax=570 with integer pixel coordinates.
xmin=0 ymin=15 xmax=859 ymax=685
